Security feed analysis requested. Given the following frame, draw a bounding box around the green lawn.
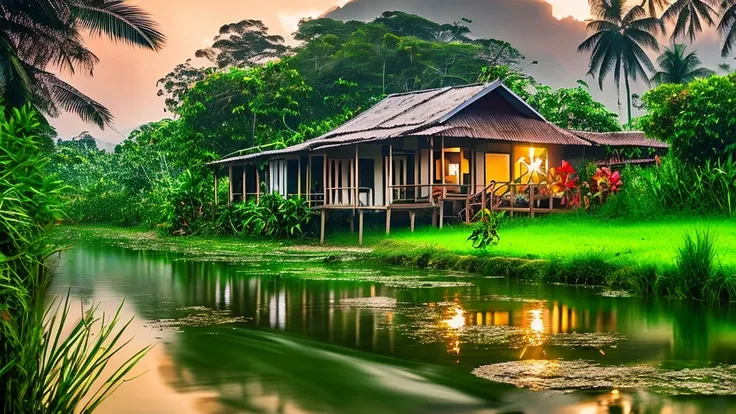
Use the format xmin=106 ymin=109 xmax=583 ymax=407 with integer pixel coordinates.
xmin=329 ymin=215 xmax=736 ymax=268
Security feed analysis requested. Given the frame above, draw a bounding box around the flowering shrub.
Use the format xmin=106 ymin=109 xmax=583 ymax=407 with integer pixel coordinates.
xmin=591 ymin=167 xmax=623 ymax=203
xmin=546 ymin=160 xmax=580 ymax=208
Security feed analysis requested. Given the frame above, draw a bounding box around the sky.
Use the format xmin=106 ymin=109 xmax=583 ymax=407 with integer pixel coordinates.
xmin=50 ymin=1 xmax=599 ymax=144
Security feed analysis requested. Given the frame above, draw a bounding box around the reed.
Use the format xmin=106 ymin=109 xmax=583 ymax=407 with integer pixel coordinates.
xmin=0 ymin=104 xmax=148 ymax=413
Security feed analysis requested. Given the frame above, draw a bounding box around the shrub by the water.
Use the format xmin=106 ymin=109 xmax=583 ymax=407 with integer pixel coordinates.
xmin=231 ymin=191 xmax=314 ymax=238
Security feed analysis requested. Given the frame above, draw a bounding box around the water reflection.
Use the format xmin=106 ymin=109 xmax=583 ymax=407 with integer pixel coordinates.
xmin=47 ymin=244 xmax=736 ymax=414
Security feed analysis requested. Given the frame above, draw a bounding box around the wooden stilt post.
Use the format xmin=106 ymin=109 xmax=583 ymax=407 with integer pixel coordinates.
xmin=350 ymin=214 xmax=355 ymax=234
xmin=385 ymin=208 xmax=392 ymax=235
xmin=214 ymin=167 xmax=218 ymax=206
xmin=228 ymin=166 xmax=233 ymax=206
xmin=439 ymin=201 xmax=444 ymax=229
xmin=358 ymin=210 xmax=364 ymax=246
xmin=320 ymin=209 xmax=326 ymax=245
xmin=410 ymin=211 xmax=416 ymax=232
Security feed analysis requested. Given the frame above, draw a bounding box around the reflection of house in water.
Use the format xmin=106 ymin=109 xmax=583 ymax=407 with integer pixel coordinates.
xmin=462 ymin=301 xmax=619 ymax=335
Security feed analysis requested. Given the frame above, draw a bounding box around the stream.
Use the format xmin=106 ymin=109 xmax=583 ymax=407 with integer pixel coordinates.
xmin=47 ymin=242 xmax=736 ymax=413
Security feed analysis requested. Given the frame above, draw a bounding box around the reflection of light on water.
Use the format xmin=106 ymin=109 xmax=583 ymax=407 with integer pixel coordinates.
xmin=529 ymin=309 xmax=544 ymax=333
xmin=575 ymin=388 xmax=632 ymax=414
xmin=523 ymin=307 xmax=546 ymax=349
xmin=441 ymin=305 xmax=465 ymax=360
xmin=444 ymin=307 xmax=466 ymax=329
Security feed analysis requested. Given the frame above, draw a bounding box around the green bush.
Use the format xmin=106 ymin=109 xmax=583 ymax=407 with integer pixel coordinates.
xmin=231 ymin=192 xmax=314 ymax=238
xmin=641 ymin=74 xmax=736 ymax=167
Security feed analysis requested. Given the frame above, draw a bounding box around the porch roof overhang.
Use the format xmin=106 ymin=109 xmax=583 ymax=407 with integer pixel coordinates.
xmin=570 ymin=130 xmax=669 ymax=148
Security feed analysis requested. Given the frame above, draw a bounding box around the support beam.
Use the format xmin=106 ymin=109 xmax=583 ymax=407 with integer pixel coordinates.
xmin=320 ymin=209 xmax=326 ymax=245
xmin=297 ymin=157 xmax=302 ymax=198
xmin=228 ymin=166 xmax=233 ymax=206
xmin=350 ymin=213 xmax=355 ymax=234
xmin=429 ymin=138 xmax=434 ymax=203
xmin=388 ymin=144 xmax=393 ymax=205
xmin=355 ymin=145 xmax=359 ymax=208
xmin=414 ymin=149 xmax=419 ymax=202
xmin=358 ymin=210 xmax=364 ymax=246
xmin=242 ymin=164 xmax=247 ymax=202
xmin=441 ymin=136 xmax=446 ymax=199
xmin=385 ymin=208 xmax=392 ymax=235
xmin=323 ymin=154 xmax=328 ymax=206
xmin=409 ymin=211 xmax=416 ymax=232
xmin=255 ymin=168 xmax=260 ymax=203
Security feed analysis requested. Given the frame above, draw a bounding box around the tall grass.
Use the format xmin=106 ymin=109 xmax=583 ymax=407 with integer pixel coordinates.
xmin=0 ymin=105 xmax=147 ymax=413
xmin=599 ymin=156 xmax=736 ymax=219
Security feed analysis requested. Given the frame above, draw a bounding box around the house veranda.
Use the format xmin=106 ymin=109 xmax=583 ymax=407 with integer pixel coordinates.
xmin=210 ymin=81 xmax=667 ymax=245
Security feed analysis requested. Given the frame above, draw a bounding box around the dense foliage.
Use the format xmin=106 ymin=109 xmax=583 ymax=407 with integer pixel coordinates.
xmin=640 ymin=73 xmax=736 ymax=166
xmin=0 ymin=105 xmax=145 ymax=413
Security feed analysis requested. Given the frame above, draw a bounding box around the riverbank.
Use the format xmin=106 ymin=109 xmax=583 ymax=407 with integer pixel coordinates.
xmin=53 ymin=216 xmax=736 ymax=301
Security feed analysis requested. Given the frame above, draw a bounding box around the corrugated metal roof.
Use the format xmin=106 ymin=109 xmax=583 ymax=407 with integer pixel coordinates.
xmin=437 ymin=111 xmax=591 ymax=146
xmin=211 ymin=82 xmax=602 ymax=165
xmin=571 ymin=131 xmax=669 ymax=148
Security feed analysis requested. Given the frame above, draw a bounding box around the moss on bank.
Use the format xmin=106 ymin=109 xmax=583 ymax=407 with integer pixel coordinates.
xmin=370 ymin=239 xmax=736 ymax=301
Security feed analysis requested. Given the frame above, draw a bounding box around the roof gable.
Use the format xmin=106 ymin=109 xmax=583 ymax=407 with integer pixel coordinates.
xmin=438 ymin=80 xmax=546 ymax=123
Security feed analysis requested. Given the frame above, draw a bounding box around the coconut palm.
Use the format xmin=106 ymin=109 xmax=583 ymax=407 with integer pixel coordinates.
xmin=650 ymin=44 xmax=715 ymax=84
xmin=0 ymin=0 xmax=165 ymax=128
xmin=662 ymin=0 xmax=720 ymax=42
xmin=719 ymin=1 xmax=736 ymax=57
xmin=579 ymin=0 xmax=663 ymax=125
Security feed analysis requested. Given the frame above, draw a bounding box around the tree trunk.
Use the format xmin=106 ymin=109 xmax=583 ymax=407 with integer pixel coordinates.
xmin=382 ymin=60 xmax=386 ymax=95
xmin=624 ymin=75 xmax=632 ymax=130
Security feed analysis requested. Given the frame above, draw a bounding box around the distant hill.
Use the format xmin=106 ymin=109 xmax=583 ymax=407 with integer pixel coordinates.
xmin=325 ymin=0 xmax=728 ymax=117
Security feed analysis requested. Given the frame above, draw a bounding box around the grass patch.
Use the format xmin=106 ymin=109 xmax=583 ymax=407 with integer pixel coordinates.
xmin=329 ymin=214 xmax=736 ymax=267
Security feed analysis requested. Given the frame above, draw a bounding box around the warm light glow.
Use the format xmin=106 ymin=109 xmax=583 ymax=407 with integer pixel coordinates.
xmin=529 ymin=309 xmax=545 ymax=334
xmin=444 ymin=307 xmax=466 ymax=330
xmin=544 ymin=0 xmax=590 ymax=21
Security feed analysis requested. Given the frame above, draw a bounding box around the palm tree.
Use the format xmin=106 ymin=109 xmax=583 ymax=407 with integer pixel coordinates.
xmin=650 ymin=44 xmax=715 ymax=84
xmin=662 ymin=0 xmax=720 ymax=42
xmin=719 ymin=1 xmax=736 ymax=57
xmin=0 ymin=0 xmax=165 ymax=128
xmin=579 ymin=0 xmax=663 ymax=126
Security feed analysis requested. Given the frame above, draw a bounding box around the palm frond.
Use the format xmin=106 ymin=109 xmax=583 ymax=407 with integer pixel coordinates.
xmin=718 ymin=3 xmax=736 ymax=57
xmin=71 ymin=0 xmax=166 ymax=51
xmin=35 ymin=70 xmax=113 ymax=128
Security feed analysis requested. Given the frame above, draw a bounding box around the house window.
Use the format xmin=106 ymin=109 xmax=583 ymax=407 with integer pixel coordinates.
xmin=513 ymin=146 xmax=548 ymax=184
xmin=485 ymin=153 xmax=511 ymax=185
